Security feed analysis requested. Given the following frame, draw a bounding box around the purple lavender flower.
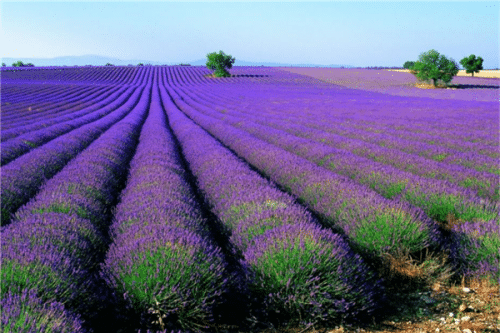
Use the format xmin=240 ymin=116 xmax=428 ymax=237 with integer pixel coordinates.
xmin=1 ymin=289 xmax=87 ymax=333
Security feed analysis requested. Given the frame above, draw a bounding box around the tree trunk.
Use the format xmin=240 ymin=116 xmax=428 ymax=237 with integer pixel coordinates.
xmin=472 ymin=72 xmax=474 ymax=77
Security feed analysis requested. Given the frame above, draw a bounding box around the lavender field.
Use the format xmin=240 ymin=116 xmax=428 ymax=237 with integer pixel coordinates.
xmin=1 ymin=65 xmax=499 ymax=333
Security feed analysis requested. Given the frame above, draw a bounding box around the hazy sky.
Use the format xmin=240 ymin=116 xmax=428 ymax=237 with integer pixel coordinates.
xmin=1 ymin=1 xmax=498 ymax=68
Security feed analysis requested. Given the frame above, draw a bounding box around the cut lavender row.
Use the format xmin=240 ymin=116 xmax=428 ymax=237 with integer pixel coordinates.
xmin=160 ymin=77 xmax=384 ymax=327
xmin=1 ymin=86 xmax=136 ymax=165
xmin=164 ymin=83 xmax=441 ymax=259
xmin=101 ymin=78 xmax=230 ymax=332
xmin=174 ymin=94 xmax=498 ymax=224
xmin=1 ymin=74 xmax=148 ymax=226
xmin=1 ymin=81 xmax=151 ymax=326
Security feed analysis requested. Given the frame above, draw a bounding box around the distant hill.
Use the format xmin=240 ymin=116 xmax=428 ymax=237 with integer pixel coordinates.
xmin=1 ymin=55 xmax=169 ymax=67
xmin=187 ymin=58 xmax=353 ymax=67
xmin=1 ymin=55 xmax=354 ymax=68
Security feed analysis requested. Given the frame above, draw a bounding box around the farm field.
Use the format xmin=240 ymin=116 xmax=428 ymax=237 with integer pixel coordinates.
xmin=1 ymin=65 xmax=499 ymax=333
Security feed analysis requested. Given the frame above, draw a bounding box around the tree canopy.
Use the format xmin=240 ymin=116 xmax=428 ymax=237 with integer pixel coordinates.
xmin=411 ymin=49 xmax=459 ymax=87
xmin=206 ymin=51 xmax=235 ymax=78
xmin=460 ymin=54 xmax=484 ymax=77
xmin=403 ymin=61 xmax=415 ymax=69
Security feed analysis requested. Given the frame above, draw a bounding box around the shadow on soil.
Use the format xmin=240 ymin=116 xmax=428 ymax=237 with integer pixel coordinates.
xmin=450 ymin=84 xmax=499 ymax=89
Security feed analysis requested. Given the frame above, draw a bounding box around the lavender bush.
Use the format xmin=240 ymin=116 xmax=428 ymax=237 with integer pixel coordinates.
xmin=449 ymin=220 xmax=500 ymax=284
xmin=1 ymin=289 xmax=87 ymax=333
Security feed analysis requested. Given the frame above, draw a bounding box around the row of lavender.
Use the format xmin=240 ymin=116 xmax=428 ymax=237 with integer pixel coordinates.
xmin=1 ymin=86 xmax=136 ymax=165
xmin=2 ymin=84 xmax=98 ymax=121
xmin=1 ymin=66 xmax=152 ymax=131
xmin=158 ymin=77 xmax=385 ymax=328
xmin=2 ymin=66 xmax=498 ymax=332
xmin=1 ymin=65 xmax=152 ymax=333
xmin=3 ymin=66 xmax=386 ymax=331
xmin=100 ymin=77 xmax=232 ymax=332
xmin=0 ymin=66 xmax=151 ymax=225
xmin=1 ymin=66 xmax=143 ymax=85
xmin=162 ymin=67 xmax=499 ymax=283
xmin=172 ymin=81 xmax=499 ymax=208
xmin=2 ymin=66 xmax=383 ymax=332
xmin=178 ymin=75 xmax=498 ymax=175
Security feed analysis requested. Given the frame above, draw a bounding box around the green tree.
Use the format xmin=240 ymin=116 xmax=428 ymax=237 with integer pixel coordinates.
xmin=460 ymin=54 xmax=484 ymax=77
xmin=2 ymin=63 xmax=6 ymax=67
xmin=137 ymin=63 xmax=144 ymax=66
xmin=411 ymin=49 xmax=459 ymax=87
xmin=105 ymin=63 xmax=114 ymax=66
xmin=12 ymin=61 xmax=25 ymax=67
xmin=403 ymin=61 xmax=415 ymax=69
xmin=25 ymin=63 xmax=35 ymax=67
xmin=206 ymin=50 xmax=235 ymax=77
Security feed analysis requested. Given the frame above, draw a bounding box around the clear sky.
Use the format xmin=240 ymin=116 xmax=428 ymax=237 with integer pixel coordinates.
xmin=1 ymin=0 xmax=498 ymax=68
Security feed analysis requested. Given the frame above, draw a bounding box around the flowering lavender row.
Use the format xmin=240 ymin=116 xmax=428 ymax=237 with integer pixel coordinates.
xmin=186 ymin=78 xmax=498 ymax=148
xmin=1 ymin=81 xmax=151 ymax=328
xmin=1 ymin=86 xmax=136 ymax=165
xmin=1 ymin=80 xmax=147 ymax=226
xmin=327 ymin=119 xmax=499 ymax=159
xmin=159 ymin=76 xmax=384 ymax=326
xmin=101 ymin=77 xmax=230 ymax=332
xmin=180 ymin=83 xmax=499 ymax=171
xmin=255 ymin=114 xmax=500 ymax=176
xmin=202 ymin=100 xmax=499 ymax=202
xmin=1 ymin=66 xmax=143 ymax=85
xmin=1 ymin=287 xmax=87 ymax=332
xmin=449 ymin=219 xmax=500 ymax=284
xmin=1 ymin=85 xmax=126 ymax=142
xmin=2 ymin=85 xmax=118 ymax=131
xmin=1 ymin=84 xmax=101 ymax=126
xmin=182 ymin=80 xmax=498 ymax=157
xmin=1 ymin=83 xmax=88 ymax=114
xmin=177 ymin=84 xmax=499 ymax=201
xmin=1 ymin=213 xmax=105 ymax=324
xmin=168 ymin=84 xmax=498 ymax=229
xmin=164 ymin=82 xmax=441 ymax=260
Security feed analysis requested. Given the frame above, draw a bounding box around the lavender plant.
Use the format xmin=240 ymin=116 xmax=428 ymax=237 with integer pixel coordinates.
xmin=449 ymin=220 xmax=500 ymax=284
xmin=244 ymin=223 xmax=383 ymax=326
xmin=1 ymin=289 xmax=87 ymax=333
xmin=103 ymin=226 xmax=228 ymax=332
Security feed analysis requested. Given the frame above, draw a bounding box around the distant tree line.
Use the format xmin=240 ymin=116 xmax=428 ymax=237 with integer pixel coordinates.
xmin=403 ymin=50 xmax=485 ymax=86
xmin=10 ymin=61 xmax=35 ymax=67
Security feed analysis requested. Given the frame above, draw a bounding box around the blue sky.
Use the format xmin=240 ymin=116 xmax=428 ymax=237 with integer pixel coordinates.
xmin=1 ymin=1 xmax=498 ymax=68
